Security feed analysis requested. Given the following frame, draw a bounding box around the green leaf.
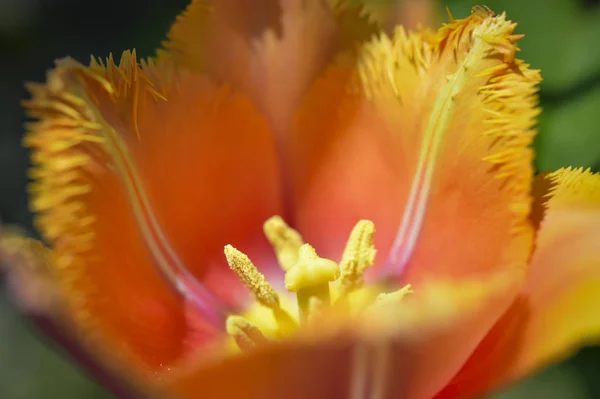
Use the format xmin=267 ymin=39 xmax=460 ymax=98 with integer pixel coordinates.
xmin=536 ymin=83 xmax=600 ymax=171
xmin=487 ymin=363 xmax=590 ymax=399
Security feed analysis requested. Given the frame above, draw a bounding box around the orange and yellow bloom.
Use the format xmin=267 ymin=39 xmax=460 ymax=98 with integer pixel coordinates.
xmin=2 ymin=1 xmax=600 ymax=398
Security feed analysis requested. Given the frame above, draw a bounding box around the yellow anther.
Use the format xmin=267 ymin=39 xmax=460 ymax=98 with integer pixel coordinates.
xmin=226 ymin=315 xmax=269 ymax=351
xmin=224 ymin=245 xmax=280 ymax=309
xmin=338 ymin=220 xmax=377 ymax=295
xmin=285 ymin=244 xmax=339 ymax=292
xmin=224 ymin=245 xmax=298 ymax=334
xmin=263 ymin=215 xmax=304 ymax=271
xmin=376 ymin=284 xmax=414 ymax=304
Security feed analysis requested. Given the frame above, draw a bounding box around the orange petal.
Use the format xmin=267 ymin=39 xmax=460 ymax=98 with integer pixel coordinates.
xmin=163 ymin=335 xmax=358 ymax=399
xmin=159 ymin=0 xmax=377 ymax=136
xmin=23 ymin=52 xmax=282 ymax=374
xmin=290 ymin=8 xmax=540 ymax=285
xmin=437 ymin=168 xmax=600 ymax=398
xmin=162 ymin=267 xmax=523 ymax=399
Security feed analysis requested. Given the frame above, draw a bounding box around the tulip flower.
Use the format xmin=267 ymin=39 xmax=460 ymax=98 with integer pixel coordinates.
xmin=2 ymin=1 xmax=600 ymax=399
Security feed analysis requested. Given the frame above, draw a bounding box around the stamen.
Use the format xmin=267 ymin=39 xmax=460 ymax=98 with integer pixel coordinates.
xmin=224 ymin=245 xmax=297 ymax=334
xmin=226 ymin=315 xmax=269 ymax=351
xmin=376 ymin=284 xmax=413 ymax=305
xmin=337 ymin=220 xmax=377 ymax=296
xmin=263 ymin=215 xmax=304 ymax=271
xmin=285 ymin=244 xmax=339 ymax=320
xmin=224 ymin=245 xmax=280 ymax=309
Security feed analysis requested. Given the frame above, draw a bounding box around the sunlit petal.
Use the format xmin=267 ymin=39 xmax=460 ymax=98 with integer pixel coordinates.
xmin=290 ymin=8 xmax=540 ymax=286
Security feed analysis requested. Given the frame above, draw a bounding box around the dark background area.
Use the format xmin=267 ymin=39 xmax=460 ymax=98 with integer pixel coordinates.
xmin=0 ymin=0 xmax=599 ymax=397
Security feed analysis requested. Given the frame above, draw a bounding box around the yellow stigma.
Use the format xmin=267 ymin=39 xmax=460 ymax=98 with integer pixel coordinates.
xmin=223 ymin=216 xmax=412 ymax=352
xmin=284 ymin=244 xmax=339 ymax=291
xmin=285 ymin=244 xmax=339 ymax=321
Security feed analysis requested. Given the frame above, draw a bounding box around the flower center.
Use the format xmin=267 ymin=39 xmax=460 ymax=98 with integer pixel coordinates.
xmin=223 ymin=216 xmax=412 ymax=352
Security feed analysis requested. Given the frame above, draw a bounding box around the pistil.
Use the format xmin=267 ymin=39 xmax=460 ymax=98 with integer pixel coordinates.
xmin=285 ymin=244 xmax=339 ymax=321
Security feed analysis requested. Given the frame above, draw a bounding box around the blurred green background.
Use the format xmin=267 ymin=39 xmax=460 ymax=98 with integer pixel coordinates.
xmin=0 ymin=0 xmax=599 ymax=397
